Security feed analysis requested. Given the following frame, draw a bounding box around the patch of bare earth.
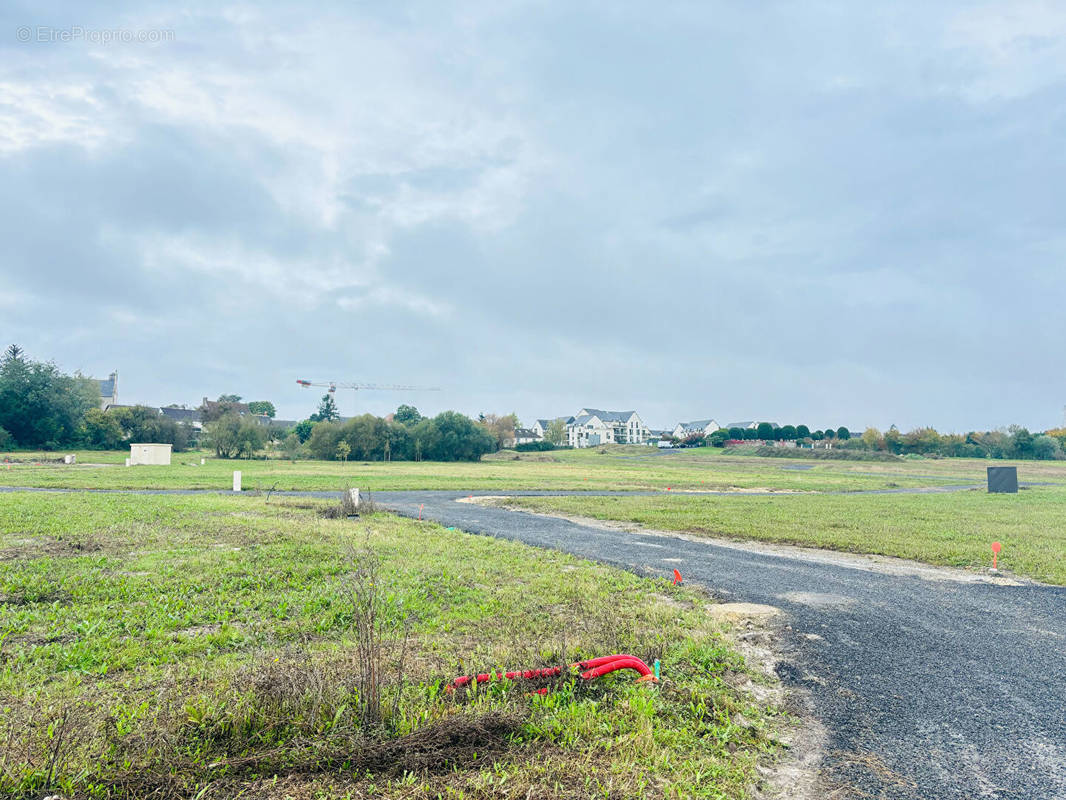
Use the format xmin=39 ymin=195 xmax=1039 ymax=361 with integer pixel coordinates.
xmin=701 ymin=601 xmax=829 ymax=800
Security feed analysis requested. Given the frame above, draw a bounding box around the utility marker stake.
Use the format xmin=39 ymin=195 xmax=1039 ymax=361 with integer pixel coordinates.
xmin=232 ymin=470 xmax=241 ymax=492
xmin=418 ymin=503 xmax=424 ymax=520
xmin=672 ymin=569 xmax=682 ymax=585
xmin=992 ymin=541 xmax=1002 ymax=571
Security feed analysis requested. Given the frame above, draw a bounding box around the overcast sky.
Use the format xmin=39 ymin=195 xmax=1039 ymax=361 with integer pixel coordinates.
xmin=2 ymin=1 xmax=1064 ymax=431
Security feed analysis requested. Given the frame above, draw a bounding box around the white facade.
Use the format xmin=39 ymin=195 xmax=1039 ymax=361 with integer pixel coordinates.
xmin=130 ymin=443 xmax=172 ymax=466
xmin=567 ymin=409 xmax=650 ymax=448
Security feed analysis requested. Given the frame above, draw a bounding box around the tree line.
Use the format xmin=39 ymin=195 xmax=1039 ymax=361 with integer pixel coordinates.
xmin=703 ymin=419 xmax=1064 ymax=460
xmin=705 ymin=423 xmax=851 ymax=446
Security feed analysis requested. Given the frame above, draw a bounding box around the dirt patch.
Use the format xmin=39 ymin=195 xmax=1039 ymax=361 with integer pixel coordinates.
xmin=0 ymin=588 xmax=72 ymax=606
xmin=710 ymin=603 xmax=829 ymax=800
xmin=0 ymin=535 xmax=106 ymax=561
xmin=708 ymin=602 xmax=782 ymax=623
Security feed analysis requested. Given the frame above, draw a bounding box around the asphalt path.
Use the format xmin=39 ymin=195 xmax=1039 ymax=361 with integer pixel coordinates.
xmin=370 ymin=489 xmax=1066 ymax=800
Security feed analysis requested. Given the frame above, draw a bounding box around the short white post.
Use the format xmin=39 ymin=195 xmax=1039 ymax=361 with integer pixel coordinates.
xmin=200 ymin=458 xmax=205 ymax=466
xmin=125 ymin=458 xmax=131 ymax=467
xmin=233 ymin=470 xmax=242 ymax=492
xmin=348 ymin=488 xmax=360 ymax=509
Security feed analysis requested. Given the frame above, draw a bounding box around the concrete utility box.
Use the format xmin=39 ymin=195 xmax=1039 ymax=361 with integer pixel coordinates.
xmin=987 ymin=466 xmax=1018 ymax=494
xmin=130 ymin=443 xmax=172 ymax=466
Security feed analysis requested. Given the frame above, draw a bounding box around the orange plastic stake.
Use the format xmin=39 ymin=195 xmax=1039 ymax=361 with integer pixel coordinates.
xmin=418 ymin=503 xmax=424 ymax=520
xmin=992 ymin=541 xmax=1002 ymax=570
xmin=672 ymin=569 xmax=682 ymax=585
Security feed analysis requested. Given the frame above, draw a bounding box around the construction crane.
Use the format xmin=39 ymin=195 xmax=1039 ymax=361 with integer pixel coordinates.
xmin=296 ymin=379 xmax=438 ymax=393
xmin=296 ymin=378 xmax=439 ymax=415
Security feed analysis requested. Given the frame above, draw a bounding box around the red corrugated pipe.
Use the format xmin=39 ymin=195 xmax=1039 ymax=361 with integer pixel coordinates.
xmin=447 ymin=653 xmax=657 ymax=693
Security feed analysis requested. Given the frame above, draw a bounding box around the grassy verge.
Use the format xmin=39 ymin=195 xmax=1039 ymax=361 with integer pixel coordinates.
xmin=500 ymin=487 xmax=1066 ymax=584
xmin=0 ymin=447 xmax=979 ymax=493
xmin=0 ymin=492 xmax=778 ymax=799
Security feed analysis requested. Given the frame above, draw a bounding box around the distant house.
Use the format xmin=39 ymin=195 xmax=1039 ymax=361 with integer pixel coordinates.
xmin=567 ymin=408 xmax=650 ymax=448
xmin=724 ymin=421 xmax=758 ymax=431
xmin=530 ymin=417 xmax=573 ymax=441
xmin=160 ymin=406 xmax=202 ymax=430
xmin=671 ymin=419 xmax=721 ymax=439
xmin=96 ymin=371 xmax=118 ymax=410
xmin=514 ymin=428 xmax=540 ymax=445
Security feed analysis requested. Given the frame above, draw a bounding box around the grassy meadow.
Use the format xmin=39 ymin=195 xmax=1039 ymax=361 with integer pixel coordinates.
xmin=0 ymin=445 xmax=1035 ymax=493
xmin=502 ymin=486 xmax=1066 ymax=584
xmin=0 ymin=491 xmax=776 ymax=799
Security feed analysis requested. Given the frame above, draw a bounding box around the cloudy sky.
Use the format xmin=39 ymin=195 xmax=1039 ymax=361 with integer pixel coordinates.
xmin=2 ymin=1 xmax=1064 ymax=431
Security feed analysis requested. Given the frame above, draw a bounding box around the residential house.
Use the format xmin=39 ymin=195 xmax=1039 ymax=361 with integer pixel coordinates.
xmin=567 ymin=408 xmax=650 ymax=448
xmin=160 ymin=406 xmax=203 ymax=431
xmin=513 ymin=428 xmax=540 ymax=445
xmin=530 ymin=417 xmax=573 ymax=442
xmin=671 ymin=419 xmax=720 ymax=439
xmin=723 ymin=421 xmax=758 ymax=431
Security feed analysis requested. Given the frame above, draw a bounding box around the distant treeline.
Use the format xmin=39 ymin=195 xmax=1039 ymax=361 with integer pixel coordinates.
xmin=706 ymin=423 xmax=850 ymax=445
xmin=706 ymin=422 xmax=1065 ymax=461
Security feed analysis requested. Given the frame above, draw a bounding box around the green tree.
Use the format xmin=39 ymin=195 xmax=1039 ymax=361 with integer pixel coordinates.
xmin=247 ymin=400 xmax=276 ymax=418
xmin=779 ymin=425 xmax=797 ymax=441
xmin=204 ymin=413 xmax=265 ymax=458
xmin=836 ymin=427 xmax=851 ymax=441
xmin=861 ymin=427 xmax=883 ymax=450
xmin=218 ymin=394 xmax=242 ymax=403
xmin=335 ymin=440 xmax=351 ymax=462
xmin=311 ymin=393 xmax=340 ymax=422
xmin=796 ymin=425 xmax=811 ymax=439
xmin=546 ymin=419 xmax=566 ymax=445
xmin=419 ymin=411 xmax=495 ymax=461
xmin=1009 ymin=426 xmax=1034 ymax=459
xmin=394 ymin=404 xmax=422 ymax=425
xmin=823 ymin=428 xmax=835 ymax=440
xmin=281 ymin=432 xmax=303 ymax=459
xmin=0 ymin=346 xmax=99 ymax=448
xmin=111 ymin=406 xmax=189 ymax=451
xmin=307 ymin=421 xmax=344 ymax=460
xmin=292 ymin=419 xmax=315 ymax=442
xmin=727 ymin=427 xmax=745 ymax=440
xmin=1031 ymin=435 xmax=1062 ymax=460
xmin=707 ymin=428 xmax=730 ymax=447
xmin=756 ymin=422 xmax=774 ymax=440
xmin=884 ymin=425 xmax=902 ymax=454
xmin=80 ymin=408 xmax=124 ymax=449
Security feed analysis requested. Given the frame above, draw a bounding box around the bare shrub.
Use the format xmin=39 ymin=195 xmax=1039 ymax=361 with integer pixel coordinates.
xmin=345 ymin=532 xmax=409 ymax=728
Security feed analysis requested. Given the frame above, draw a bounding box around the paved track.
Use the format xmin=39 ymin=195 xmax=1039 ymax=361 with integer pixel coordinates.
xmin=372 ymin=490 xmax=1066 ymax=800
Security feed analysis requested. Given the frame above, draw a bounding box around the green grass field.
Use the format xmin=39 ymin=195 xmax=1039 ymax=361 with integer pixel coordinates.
xmin=0 ymin=491 xmax=776 ymax=799
xmin=3 ymin=445 xmax=1042 ymax=493
xmin=501 ymin=486 xmax=1066 ymax=584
